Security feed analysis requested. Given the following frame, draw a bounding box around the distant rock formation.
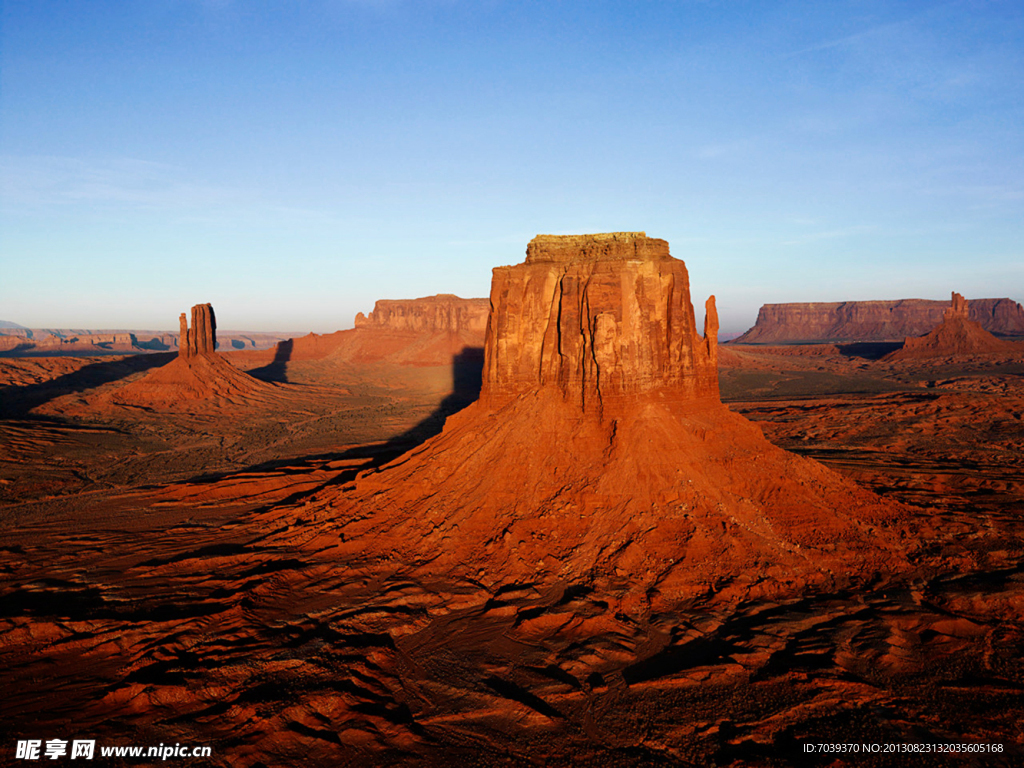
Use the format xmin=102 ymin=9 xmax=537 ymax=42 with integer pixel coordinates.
xmin=179 ymin=303 xmax=217 ymax=359
xmin=735 ymin=297 xmax=1024 ymax=344
xmin=284 ymin=233 xmax=909 ymax=607
xmin=945 ymin=291 xmax=968 ymax=320
xmin=886 ymin=292 xmax=1019 ymax=361
xmin=102 ymin=304 xmax=272 ymax=409
xmin=0 ymin=322 xmax=286 ymax=357
xmin=240 ymin=295 xmax=489 ymax=371
xmin=354 ymin=294 xmax=488 ymax=335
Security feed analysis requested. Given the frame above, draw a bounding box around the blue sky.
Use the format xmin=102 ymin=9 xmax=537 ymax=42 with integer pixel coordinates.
xmin=2 ymin=0 xmax=1022 ymax=333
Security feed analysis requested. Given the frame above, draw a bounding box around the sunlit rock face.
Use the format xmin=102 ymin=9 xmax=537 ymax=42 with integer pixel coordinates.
xmin=887 ymin=291 xmax=1020 ymax=361
xmin=482 ymin=232 xmax=719 ymax=412
xmin=353 ymin=294 xmax=489 ymax=335
xmin=735 ymin=296 xmax=1024 ymax=343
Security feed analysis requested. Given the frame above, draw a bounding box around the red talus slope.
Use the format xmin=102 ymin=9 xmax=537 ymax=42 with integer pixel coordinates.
xmin=886 ymin=292 xmax=1020 ymax=361
xmin=282 ymin=233 xmax=910 ymax=604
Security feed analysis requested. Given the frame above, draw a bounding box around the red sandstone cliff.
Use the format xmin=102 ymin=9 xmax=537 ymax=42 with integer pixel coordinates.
xmin=179 ymin=303 xmax=216 ymax=359
xmin=735 ymin=297 xmax=1024 ymax=344
xmin=354 ymin=294 xmax=488 ymax=335
xmin=885 ymin=292 xmax=1020 ymax=361
xmin=278 ymin=233 xmax=909 ymax=605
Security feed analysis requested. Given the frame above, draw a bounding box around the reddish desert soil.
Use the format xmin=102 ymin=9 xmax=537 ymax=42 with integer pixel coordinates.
xmin=2 ymin=342 xmax=1023 ymax=766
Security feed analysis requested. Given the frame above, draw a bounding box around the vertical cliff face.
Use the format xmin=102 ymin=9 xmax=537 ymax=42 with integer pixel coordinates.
xmin=944 ymin=291 xmax=968 ymax=320
xmin=482 ymin=233 xmax=718 ymax=411
xmin=178 ymin=304 xmax=217 ymax=359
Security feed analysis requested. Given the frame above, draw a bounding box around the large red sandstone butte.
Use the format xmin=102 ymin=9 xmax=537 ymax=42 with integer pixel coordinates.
xmin=735 ymin=296 xmax=1024 ymax=343
xmin=885 ymin=292 xmax=1021 ymax=361
xmin=281 ymin=233 xmax=910 ymax=605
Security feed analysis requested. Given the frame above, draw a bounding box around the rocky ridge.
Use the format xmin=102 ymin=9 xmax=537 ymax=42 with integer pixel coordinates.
xmin=239 ymin=294 xmax=489 ymax=371
xmin=354 ymin=294 xmax=488 ymax=334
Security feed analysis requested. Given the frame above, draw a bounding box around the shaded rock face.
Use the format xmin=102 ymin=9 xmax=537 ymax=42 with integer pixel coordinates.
xmin=482 ymin=232 xmax=718 ymax=411
xmin=736 ymin=297 xmax=1024 ymax=343
xmin=353 ymin=294 xmax=488 ymax=334
xmin=178 ymin=304 xmax=217 ymax=359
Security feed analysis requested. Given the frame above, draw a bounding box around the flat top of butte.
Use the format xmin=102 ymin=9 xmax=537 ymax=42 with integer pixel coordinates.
xmin=524 ymin=232 xmax=671 ymax=265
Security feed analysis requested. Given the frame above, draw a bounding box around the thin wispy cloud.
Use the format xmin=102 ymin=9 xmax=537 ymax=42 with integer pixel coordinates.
xmin=0 ymin=155 xmax=337 ymax=223
xmin=0 ymin=155 xmax=244 ymax=210
xmin=782 ymin=18 xmax=910 ymax=59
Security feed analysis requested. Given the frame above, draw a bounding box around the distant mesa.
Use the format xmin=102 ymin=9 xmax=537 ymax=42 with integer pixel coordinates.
xmin=735 ymin=297 xmax=1024 ymax=344
xmin=885 ymin=292 xmax=1020 ymax=361
xmin=354 ymin=294 xmax=488 ymax=335
xmin=240 ymin=294 xmax=490 ymax=373
xmin=287 ymin=233 xmax=910 ymax=606
xmin=0 ymin=313 xmax=287 ymax=356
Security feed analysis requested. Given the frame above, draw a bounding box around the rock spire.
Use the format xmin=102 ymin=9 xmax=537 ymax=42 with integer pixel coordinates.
xmin=944 ymin=291 xmax=968 ymax=320
xmin=887 ymin=290 xmax=1018 ymax=360
xmin=178 ymin=303 xmax=217 ymax=359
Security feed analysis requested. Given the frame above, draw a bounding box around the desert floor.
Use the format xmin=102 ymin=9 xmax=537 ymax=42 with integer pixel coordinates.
xmin=1 ymin=345 xmax=1022 ymax=766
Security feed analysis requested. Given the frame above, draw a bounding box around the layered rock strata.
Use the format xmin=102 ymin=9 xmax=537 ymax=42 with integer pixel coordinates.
xmin=283 ymin=234 xmax=909 ymax=604
xmin=243 ymin=295 xmax=489 ymax=369
xmin=736 ymin=297 xmax=1024 ymax=343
